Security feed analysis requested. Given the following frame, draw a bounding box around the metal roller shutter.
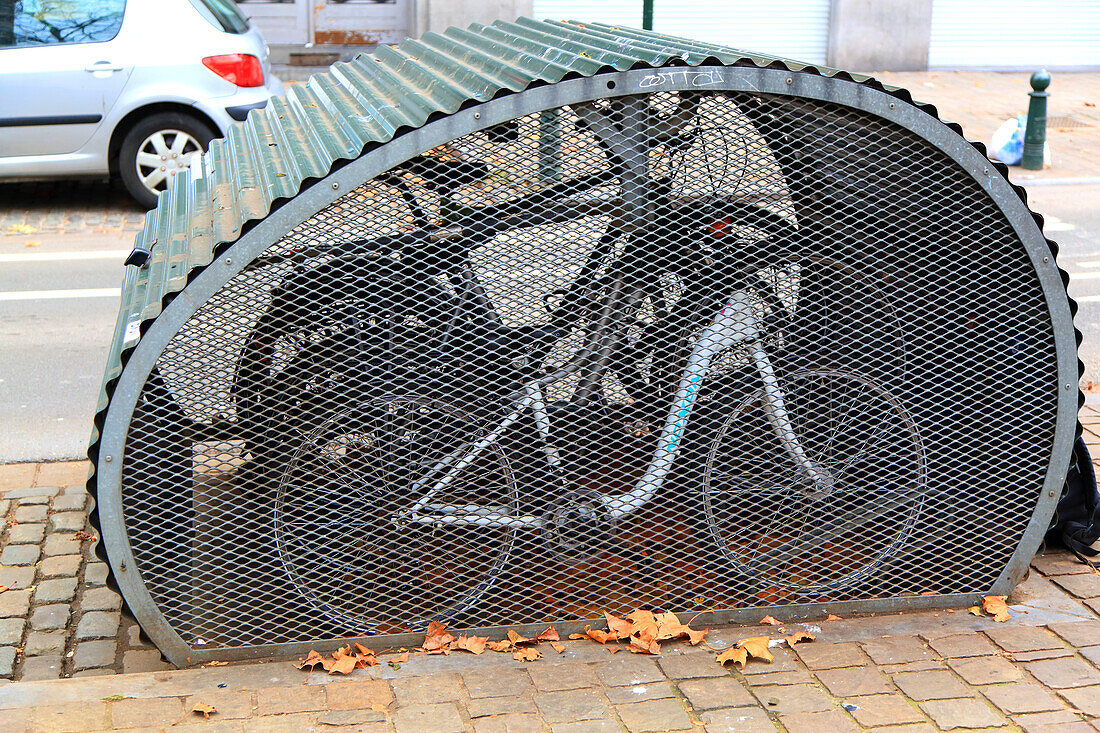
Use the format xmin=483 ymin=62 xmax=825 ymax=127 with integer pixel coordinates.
xmin=930 ymin=0 xmax=1100 ymax=69
xmin=533 ymin=0 xmax=831 ymax=64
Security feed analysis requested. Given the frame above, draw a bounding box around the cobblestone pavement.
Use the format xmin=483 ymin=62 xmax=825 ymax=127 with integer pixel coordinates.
xmin=0 ymin=180 xmax=145 ymax=239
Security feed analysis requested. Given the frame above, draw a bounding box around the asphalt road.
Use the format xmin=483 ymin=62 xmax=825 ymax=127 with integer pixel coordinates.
xmin=0 ymin=181 xmax=1098 ymax=463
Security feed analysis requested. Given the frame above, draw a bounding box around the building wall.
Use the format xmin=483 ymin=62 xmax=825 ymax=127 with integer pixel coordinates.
xmin=827 ymin=0 xmax=933 ymax=71
xmin=413 ymin=0 xmax=534 ymax=37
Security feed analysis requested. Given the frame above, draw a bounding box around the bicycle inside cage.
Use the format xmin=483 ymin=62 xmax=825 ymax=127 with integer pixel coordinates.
xmin=95 ymin=40 xmax=1074 ymax=664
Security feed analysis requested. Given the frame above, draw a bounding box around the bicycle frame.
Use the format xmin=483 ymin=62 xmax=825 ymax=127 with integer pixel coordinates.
xmin=400 ymin=287 xmax=835 ymax=529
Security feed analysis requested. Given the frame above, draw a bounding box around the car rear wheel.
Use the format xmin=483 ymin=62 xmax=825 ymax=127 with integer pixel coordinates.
xmin=119 ymin=112 xmax=216 ymax=209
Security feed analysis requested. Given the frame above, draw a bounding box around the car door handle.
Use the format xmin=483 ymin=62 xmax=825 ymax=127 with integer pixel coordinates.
xmin=85 ymin=61 xmax=124 ymax=72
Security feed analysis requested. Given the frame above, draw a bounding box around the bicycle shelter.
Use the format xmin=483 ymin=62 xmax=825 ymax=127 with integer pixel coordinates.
xmin=90 ymin=19 xmax=1081 ymax=667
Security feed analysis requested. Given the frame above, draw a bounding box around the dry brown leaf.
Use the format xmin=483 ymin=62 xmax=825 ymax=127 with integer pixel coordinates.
xmin=391 ymin=652 xmax=409 ymax=663
xmin=325 ymin=654 xmax=358 ymax=675
xmin=550 ymin=642 xmax=565 ymax=654
xmin=487 ymin=640 xmax=513 ymax=652
xmin=513 ymin=646 xmax=541 ymax=662
xmin=759 ymin=615 xmax=781 ymax=626
xmin=567 ymin=633 xmax=587 ymax=641
xmin=825 ymin=614 xmax=843 ymax=621
xmin=294 ymin=650 xmax=325 ymax=670
xmin=785 ymin=632 xmax=815 ymax=646
xmin=203 ymin=660 xmax=228 ymax=667
xmin=454 ymin=635 xmax=488 ymax=654
xmin=737 ymin=636 xmax=774 ymax=663
xmin=627 ymin=635 xmax=661 ymax=655
xmin=627 ymin=609 xmax=659 ymax=641
xmin=536 ymin=626 xmax=560 ymax=643
xmin=423 ymin=621 xmax=456 ymax=652
xmin=508 ymin=629 xmax=536 ymax=646
xmin=981 ymin=595 xmax=1011 ymax=622
xmin=716 ymin=645 xmax=749 ymax=669
xmin=605 ymin=612 xmax=635 ymax=639
xmin=968 ymin=606 xmax=983 ymax=617
xmin=192 ymin=703 xmax=217 ymax=719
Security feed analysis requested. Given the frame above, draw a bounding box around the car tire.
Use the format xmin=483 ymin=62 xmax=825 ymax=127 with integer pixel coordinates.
xmin=119 ymin=112 xmax=216 ymax=209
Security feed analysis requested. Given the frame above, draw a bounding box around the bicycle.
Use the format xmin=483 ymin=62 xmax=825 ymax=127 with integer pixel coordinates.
xmin=231 ymin=92 xmax=927 ymax=632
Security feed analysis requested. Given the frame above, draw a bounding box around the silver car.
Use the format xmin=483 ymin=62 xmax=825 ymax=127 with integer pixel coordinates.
xmin=0 ymin=0 xmax=284 ymax=208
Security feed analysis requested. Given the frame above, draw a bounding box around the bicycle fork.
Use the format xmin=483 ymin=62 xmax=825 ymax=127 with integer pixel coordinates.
xmin=600 ymin=291 xmax=835 ymax=519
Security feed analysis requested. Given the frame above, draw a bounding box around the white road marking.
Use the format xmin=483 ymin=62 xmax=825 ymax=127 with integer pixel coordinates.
xmin=1076 ymin=261 xmax=1100 ymax=268
xmin=0 ymin=250 xmax=129 ymax=263
xmin=1068 ymin=272 xmax=1100 ymax=280
xmin=0 ymin=288 xmax=120 ymax=301
xmin=1074 ymin=295 xmax=1100 ymax=303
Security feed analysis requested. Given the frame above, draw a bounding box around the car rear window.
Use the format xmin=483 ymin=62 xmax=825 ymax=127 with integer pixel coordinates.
xmin=1 ymin=0 xmax=126 ymax=47
xmin=188 ymin=0 xmax=249 ymax=34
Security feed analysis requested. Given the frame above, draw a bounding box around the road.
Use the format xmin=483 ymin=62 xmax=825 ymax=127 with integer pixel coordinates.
xmin=0 ymin=181 xmax=1098 ymax=463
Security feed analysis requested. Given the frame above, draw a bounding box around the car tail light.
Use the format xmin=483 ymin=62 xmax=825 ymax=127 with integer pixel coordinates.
xmin=202 ymin=54 xmax=264 ymax=87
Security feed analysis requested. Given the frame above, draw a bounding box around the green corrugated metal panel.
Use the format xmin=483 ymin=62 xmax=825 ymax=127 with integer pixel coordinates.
xmin=89 ymin=17 xmax=941 ymax=454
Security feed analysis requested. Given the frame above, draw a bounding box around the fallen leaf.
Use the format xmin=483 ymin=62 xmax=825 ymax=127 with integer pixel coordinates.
xmin=982 ymin=595 xmax=1011 ymax=623
xmin=550 ymin=642 xmax=565 ymax=654
xmin=513 ymin=646 xmax=541 ymax=662
xmin=536 ymin=626 xmax=560 ymax=643
xmin=294 ymin=650 xmax=325 ymax=670
xmin=760 ymin=615 xmax=781 ymax=626
xmin=826 ymin=614 xmax=843 ymax=621
xmin=567 ymin=633 xmax=587 ymax=641
xmin=785 ymin=632 xmax=815 ymax=646
xmin=968 ymin=606 xmax=983 ymax=617
xmin=627 ymin=635 xmax=661 ymax=655
xmin=454 ymin=635 xmax=488 ymax=654
xmin=0 ymin=585 xmax=8 ymax=594
xmin=716 ymin=645 xmax=749 ymax=669
xmin=605 ymin=612 xmax=635 ymax=639
xmin=423 ymin=621 xmax=455 ymax=652
xmin=508 ymin=629 xmax=536 ymax=646
xmin=487 ymin=640 xmax=513 ymax=652
xmin=203 ymin=660 xmax=228 ymax=667
xmin=8 ymin=224 xmax=36 ymax=234
xmin=391 ymin=652 xmax=409 ymax=663
xmin=192 ymin=703 xmax=217 ymax=719
xmin=737 ymin=636 xmax=774 ymax=663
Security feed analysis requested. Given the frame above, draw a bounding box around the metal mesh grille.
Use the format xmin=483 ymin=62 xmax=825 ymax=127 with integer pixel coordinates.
xmin=119 ymin=89 xmax=1058 ymax=649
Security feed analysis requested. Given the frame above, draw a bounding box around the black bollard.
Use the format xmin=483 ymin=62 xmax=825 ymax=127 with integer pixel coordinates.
xmin=1022 ymin=70 xmax=1050 ymax=170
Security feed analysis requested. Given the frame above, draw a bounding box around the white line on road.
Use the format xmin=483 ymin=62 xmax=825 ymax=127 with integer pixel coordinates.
xmin=0 ymin=250 xmax=129 ymax=263
xmin=1076 ymin=261 xmax=1100 ymax=268
xmin=1068 ymin=272 xmax=1100 ymax=280
xmin=0 ymin=288 xmax=120 ymax=301
xmin=1074 ymin=295 xmax=1100 ymax=303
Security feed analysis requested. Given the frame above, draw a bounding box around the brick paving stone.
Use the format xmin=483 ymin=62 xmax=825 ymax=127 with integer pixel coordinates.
xmin=605 ymin=680 xmax=676 ymax=704
xmin=392 ymin=672 xmax=464 ymax=704
xmin=1026 ymin=657 xmax=1100 ymax=688
xmin=74 ymin=668 xmax=115 ymax=677
xmin=677 ymin=677 xmax=755 ymax=710
xmin=123 ymin=649 xmax=171 ymax=673
xmin=76 ymin=610 xmax=120 ymax=640
xmin=4 ymin=486 xmax=58 ymax=499
xmin=44 ymin=533 xmax=80 ymax=556
xmin=982 ymin=681 xmax=1065 ymax=715
xmin=1048 ymin=621 xmax=1100 ymax=647
xmin=13 ymin=504 xmax=46 ymax=521
xmin=1087 ymin=598 xmax=1100 ymax=617
xmin=30 ymin=603 xmax=69 ymax=630
xmin=25 ymin=630 xmax=65 ymax=656
xmin=746 ymin=669 xmax=816 ymax=686
xmin=0 ymin=589 xmax=31 ymax=618
xmin=1082 ymin=645 xmax=1100 ymax=666
xmin=1061 ymin=686 xmax=1100 ymax=717
xmin=844 ymin=693 xmax=926 ymax=727
xmin=256 ymin=684 xmax=326 ymax=715
xmin=780 ymin=710 xmax=859 ymax=733
xmin=815 ymin=666 xmax=891 ymax=696
xmin=946 ymin=656 xmax=1025 ymax=684
xmin=326 ymin=679 xmax=394 ymax=710
xmin=1031 ymin=552 xmax=1094 ymax=576
xmin=751 ymin=683 xmax=834 ymax=714
xmin=986 ymin=626 xmax=1064 ymax=653
xmin=462 ymin=668 xmax=533 ymax=698
xmin=0 ymin=543 xmax=39 ymax=566
xmin=893 ymin=670 xmax=975 ymax=700
xmin=393 ymin=703 xmax=465 ymax=733
xmin=0 ymin=646 xmax=14 ymax=678
xmin=17 ymin=494 xmax=51 ymax=505
xmin=700 ymin=705 xmax=779 ymax=732
xmin=242 ymin=712 xmax=321 ymax=733
xmin=616 ymin=697 xmax=693 ymax=732
xmin=593 ymin=654 xmax=664 ymax=686
xmin=84 ymin=561 xmax=108 ymax=585
xmin=534 ymin=689 xmax=612 ymax=723
xmin=109 ymin=696 xmax=185 ymax=728
xmin=38 ymin=554 xmax=82 ymax=578
xmin=52 ymin=493 xmax=87 ymax=512
xmin=1010 ymin=648 xmax=1077 ymax=662
xmin=865 ymin=725 xmax=937 ymax=733
xmin=468 ymin=695 xmax=538 ymax=718
xmin=28 ymin=701 xmax=110 ymax=732
xmin=72 ymin=639 xmax=117 ymax=671
xmin=657 ymin=651 xmax=727 ymax=679
xmin=920 ymin=698 xmax=1008 ymax=729
xmin=34 ymin=576 xmax=77 ymax=604
xmin=1013 ymin=710 xmax=1091 ymax=733
xmin=0 ymin=617 xmax=23 ymax=645
xmin=6 ymin=522 xmax=45 ymax=544
xmin=49 ymin=511 xmax=86 ymax=532
xmin=37 ymin=461 xmax=89 ymax=487
xmin=880 ymin=660 xmax=949 ymax=673
xmin=0 ymin=564 xmax=34 ymax=589
xmin=318 ymin=708 xmax=387 ymax=725
xmin=550 ymin=722 xmax=622 ymax=733
xmin=0 ymin=463 xmax=36 ymax=489
xmin=80 ymin=586 xmax=121 ymax=612
xmin=794 ymin=641 xmax=871 ymax=669
xmin=184 ymin=691 xmax=255 ymax=719
xmin=1052 ymin=574 xmax=1100 ymax=599
xmin=474 ymin=713 xmax=545 ymax=733
xmin=862 ymin=636 xmax=933 ymax=665
xmin=20 ymin=654 xmax=63 ymax=680
xmin=740 ymin=647 xmax=800 ymax=675
xmin=528 ymin=661 xmax=602 ymax=691
xmin=929 ymin=634 xmax=1000 ymax=659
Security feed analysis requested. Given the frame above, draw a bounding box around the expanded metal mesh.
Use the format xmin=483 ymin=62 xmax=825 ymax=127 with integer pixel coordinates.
xmin=119 ymin=89 xmax=1058 ymax=649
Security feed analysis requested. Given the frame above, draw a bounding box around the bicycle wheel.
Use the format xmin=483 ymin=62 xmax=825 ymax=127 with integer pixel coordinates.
xmin=702 ymin=368 xmax=926 ymax=595
xmin=274 ymin=393 xmax=519 ymax=632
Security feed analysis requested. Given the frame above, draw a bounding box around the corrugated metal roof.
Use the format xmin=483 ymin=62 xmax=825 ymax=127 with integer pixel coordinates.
xmin=88 ymin=16 xmax=1053 ymax=459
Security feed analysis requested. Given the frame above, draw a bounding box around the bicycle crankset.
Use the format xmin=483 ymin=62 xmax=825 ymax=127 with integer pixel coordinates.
xmin=544 ymin=488 xmax=617 ymax=563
